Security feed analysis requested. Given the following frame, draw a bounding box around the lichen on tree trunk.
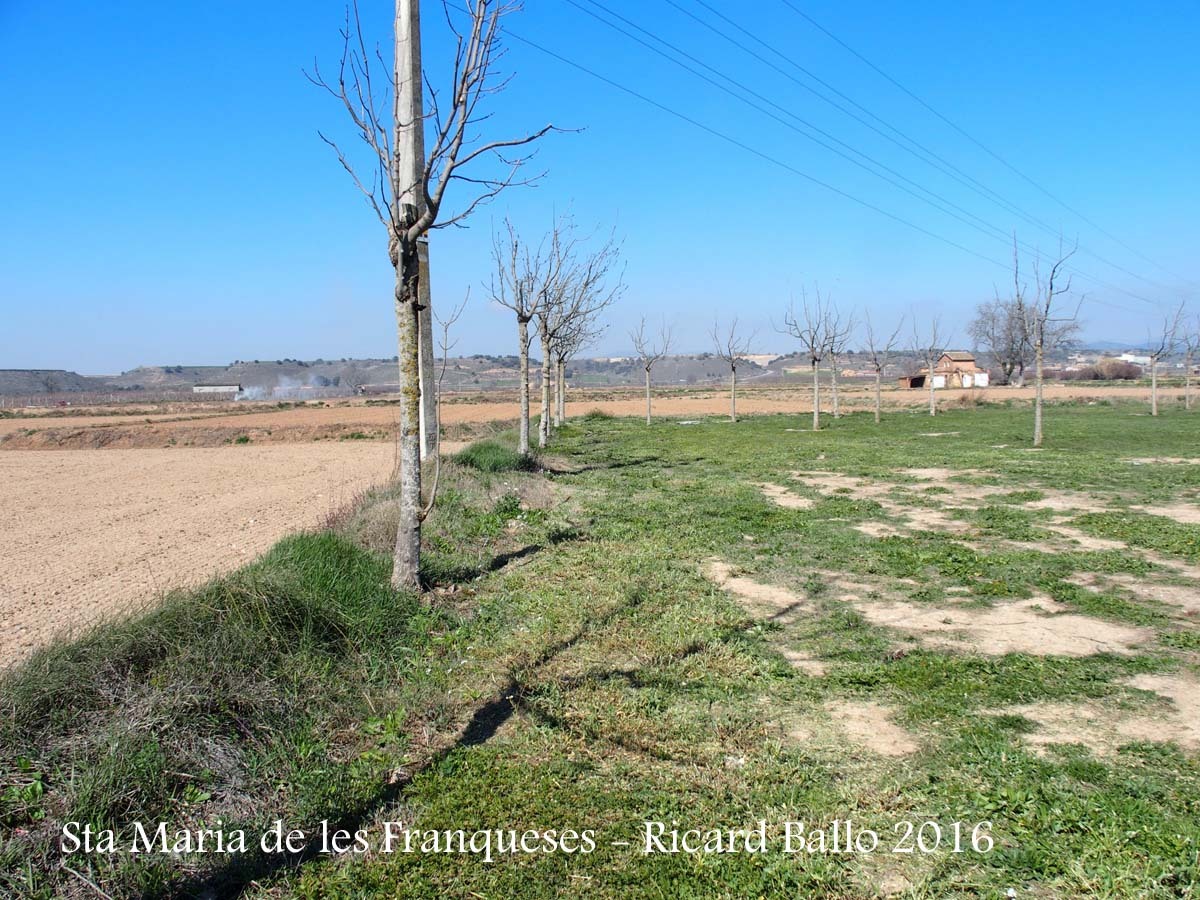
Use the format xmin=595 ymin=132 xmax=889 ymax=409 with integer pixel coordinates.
xmin=391 ymin=246 xmax=423 ymax=591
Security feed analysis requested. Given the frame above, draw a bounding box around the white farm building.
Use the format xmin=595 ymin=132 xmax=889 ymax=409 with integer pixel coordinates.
xmin=192 ymin=383 xmax=242 ymax=396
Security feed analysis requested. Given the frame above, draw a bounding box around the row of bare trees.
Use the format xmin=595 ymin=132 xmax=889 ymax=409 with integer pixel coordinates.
xmin=491 ymin=215 xmax=622 ymax=451
xmin=315 ymin=2 xmax=1193 ymax=591
xmin=780 ymin=289 xmax=933 ymax=426
xmin=972 ymin=240 xmax=1199 ymax=428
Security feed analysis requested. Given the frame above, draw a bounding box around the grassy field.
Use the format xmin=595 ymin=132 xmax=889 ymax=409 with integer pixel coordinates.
xmin=3 ymin=402 xmax=1199 ymax=898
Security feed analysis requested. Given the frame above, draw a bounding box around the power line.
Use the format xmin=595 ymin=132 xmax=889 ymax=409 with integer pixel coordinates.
xmin=502 ymin=28 xmax=1010 ymax=272
xmin=667 ymin=0 xmax=1175 ymax=298
xmin=776 ymin=0 xmax=1193 ymax=287
xmin=566 ymin=0 xmax=1155 ymax=312
xmin=568 ymin=0 xmax=1026 ymax=247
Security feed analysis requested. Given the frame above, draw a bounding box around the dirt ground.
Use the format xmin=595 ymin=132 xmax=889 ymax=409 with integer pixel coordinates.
xmin=0 ymin=382 xmax=1186 ymax=449
xmin=0 ymin=444 xmax=396 ymax=667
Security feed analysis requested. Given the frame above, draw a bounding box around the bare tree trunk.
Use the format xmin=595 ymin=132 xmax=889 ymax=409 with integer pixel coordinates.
xmin=1186 ymin=353 xmax=1193 ymax=411
xmin=831 ymin=362 xmax=840 ymax=418
xmin=811 ymin=361 xmax=821 ymax=431
xmin=539 ymin=330 xmax=552 ymax=447
xmin=645 ymin=367 xmax=652 ymax=424
xmin=874 ymin=370 xmax=882 ymax=424
xmin=928 ymin=358 xmax=936 ymax=416
xmin=390 ymin=0 xmax=425 ymax=592
xmin=517 ymin=318 xmax=531 ymax=454
xmin=730 ymin=368 xmax=738 ymax=422
xmin=391 ymin=255 xmax=422 ymax=590
xmin=1033 ymin=342 xmax=1045 ymax=447
xmin=1151 ymin=359 xmax=1159 ymax=417
xmin=417 ymin=240 xmax=438 ymax=459
xmin=551 ymin=360 xmax=560 ymax=428
xmin=555 ymin=359 xmax=566 ymax=426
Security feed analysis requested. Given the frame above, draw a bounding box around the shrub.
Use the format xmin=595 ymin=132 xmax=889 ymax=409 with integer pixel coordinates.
xmin=1065 ymin=360 xmax=1143 ymax=381
xmin=453 ymin=440 xmax=535 ymax=472
xmin=1098 ymin=359 xmax=1143 ymax=380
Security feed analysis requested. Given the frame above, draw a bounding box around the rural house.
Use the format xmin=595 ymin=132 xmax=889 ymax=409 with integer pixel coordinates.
xmin=898 ymin=351 xmax=990 ymax=390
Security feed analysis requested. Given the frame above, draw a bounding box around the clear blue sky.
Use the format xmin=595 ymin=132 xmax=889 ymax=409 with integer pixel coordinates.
xmin=1 ymin=0 xmax=1196 ymax=373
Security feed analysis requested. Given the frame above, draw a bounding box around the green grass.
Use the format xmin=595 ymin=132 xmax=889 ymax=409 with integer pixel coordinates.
xmin=4 ymin=407 xmax=1200 ymax=898
xmin=1074 ymin=511 xmax=1200 ymax=563
xmin=453 ymin=439 xmax=537 ymax=472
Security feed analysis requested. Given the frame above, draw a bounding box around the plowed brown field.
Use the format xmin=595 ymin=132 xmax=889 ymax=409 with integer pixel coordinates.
xmin=0 ymin=444 xmax=394 ymax=666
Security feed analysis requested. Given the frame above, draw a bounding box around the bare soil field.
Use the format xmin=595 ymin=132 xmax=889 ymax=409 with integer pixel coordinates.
xmin=0 ymin=443 xmax=396 ymax=667
xmin=0 ymin=382 xmax=1183 ymax=450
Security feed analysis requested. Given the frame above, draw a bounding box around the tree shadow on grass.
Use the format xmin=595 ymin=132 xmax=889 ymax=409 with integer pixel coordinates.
xmin=184 ymin=582 xmax=664 ymax=898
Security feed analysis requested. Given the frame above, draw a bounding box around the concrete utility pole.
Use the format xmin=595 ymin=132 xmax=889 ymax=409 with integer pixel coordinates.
xmin=397 ymin=0 xmax=438 ymax=462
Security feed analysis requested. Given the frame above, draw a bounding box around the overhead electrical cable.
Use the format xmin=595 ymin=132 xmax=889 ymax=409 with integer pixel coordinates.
xmin=666 ymin=0 xmax=1174 ymax=298
xmin=774 ymin=0 xmax=1192 ymax=287
xmin=502 ymin=28 xmax=1012 ymax=272
xmin=558 ymin=0 xmax=1152 ymax=312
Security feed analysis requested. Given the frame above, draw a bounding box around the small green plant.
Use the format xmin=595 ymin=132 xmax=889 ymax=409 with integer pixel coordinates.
xmin=233 ymin=434 xmax=251 ymax=445
xmin=492 ymin=492 xmax=523 ymax=520
xmin=1 ymin=757 xmax=46 ymax=826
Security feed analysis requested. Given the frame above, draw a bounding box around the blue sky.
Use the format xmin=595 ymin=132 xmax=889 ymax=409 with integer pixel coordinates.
xmin=1 ymin=0 xmax=1196 ymax=373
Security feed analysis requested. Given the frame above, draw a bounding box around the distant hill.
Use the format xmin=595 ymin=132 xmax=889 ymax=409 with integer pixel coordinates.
xmin=0 ymin=369 xmax=110 ymax=394
xmin=2 ymin=354 xmax=778 ymax=399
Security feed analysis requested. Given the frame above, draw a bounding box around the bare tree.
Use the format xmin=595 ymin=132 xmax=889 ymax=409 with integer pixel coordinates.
xmin=862 ymin=312 xmax=904 ymax=424
xmin=910 ymin=314 xmax=945 ymax=417
xmin=489 ymin=216 xmax=571 ymax=454
xmin=309 ymin=0 xmax=555 ymax=589
xmin=711 ymin=318 xmax=755 ymax=422
xmin=550 ymin=298 xmax=606 ymax=427
xmin=825 ymin=304 xmax=856 ymax=418
xmin=536 ymin=231 xmax=622 ymax=446
xmin=780 ymin=288 xmax=829 ymax=431
xmin=1147 ymin=301 xmax=1185 ymax=417
xmin=1182 ymin=312 xmax=1199 ymax=412
xmin=630 ymin=317 xmax=673 ymax=424
xmin=968 ymin=297 xmax=1028 ymax=385
xmin=1016 ymin=239 xmax=1080 ymax=446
